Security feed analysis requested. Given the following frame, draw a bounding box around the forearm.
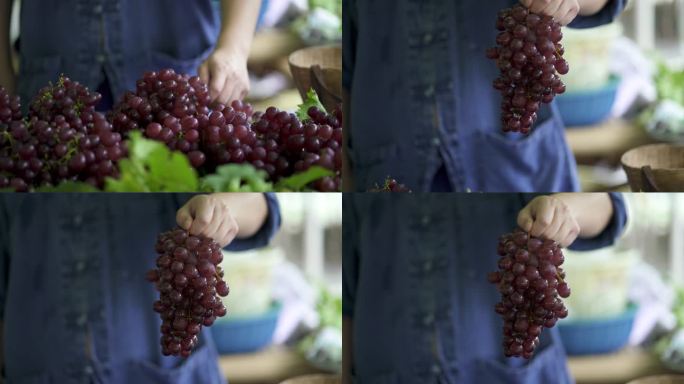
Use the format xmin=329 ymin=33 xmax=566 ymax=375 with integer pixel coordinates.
xmin=553 ymin=193 xmax=613 ymax=238
xmin=578 ymin=0 xmax=610 ymax=16
xmin=342 ymin=316 xmax=353 ymax=384
xmin=214 ymin=193 xmax=268 ymax=238
xmin=217 ymin=0 xmax=262 ymax=56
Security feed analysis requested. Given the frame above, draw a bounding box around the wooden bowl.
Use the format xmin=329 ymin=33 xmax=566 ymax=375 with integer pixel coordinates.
xmin=627 ymin=375 xmax=684 ymax=384
xmin=279 ymin=374 xmax=341 ymax=384
xmin=288 ymin=45 xmax=342 ymax=112
xmin=621 ymin=144 xmax=684 ymax=191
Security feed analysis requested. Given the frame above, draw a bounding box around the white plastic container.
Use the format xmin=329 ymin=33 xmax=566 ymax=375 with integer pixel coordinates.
xmin=561 ymin=23 xmax=622 ymax=92
xmin=219 ymin=247 xmax=284 ymax=317
xmin=562 ymin=247 xmax=638 ymax=319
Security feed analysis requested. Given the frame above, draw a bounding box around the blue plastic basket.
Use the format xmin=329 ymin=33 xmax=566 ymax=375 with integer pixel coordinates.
xmin=211 ymin=301 xmax=281 ymax=354
xmin=558 ymin=304 xmax=637 ymax=355
xmin=556 ymin=76 xmax=620 ymax=127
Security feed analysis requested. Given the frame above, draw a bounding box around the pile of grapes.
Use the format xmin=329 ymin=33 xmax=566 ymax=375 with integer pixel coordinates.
xmin=0 ymin=77 xmax=125 ymax=191
xmin=111 ymin=69 xmax=342 ymax=191
xmin=488 ymin=229 xmax=570 ymax=358
xmin=146 ymin=227 xmax=229 ymax=357
xmin=487 ymin=4 xmax=568 ymax=134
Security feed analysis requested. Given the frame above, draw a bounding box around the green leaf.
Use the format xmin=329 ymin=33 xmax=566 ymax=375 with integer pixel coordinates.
xmin=296 ymin=89 xmax=327 ymax=121
xmin=200 ymin=164 xmax=273 ymax=192
xmin=105 ymin=132 xmax=199 ymax=192
xmin=275 ymin=166 xmax=333 ymax=191
xmin=35 ymin=181 xmax=99 ymax=192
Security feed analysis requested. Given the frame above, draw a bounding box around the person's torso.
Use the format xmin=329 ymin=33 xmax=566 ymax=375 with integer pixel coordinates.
xmin=349 ymin=194 xmax=572 ymax=383
xmin=347 ymin=0 xmax=579 ymax=193
xmin=2 ymin=194 xmax=225 ymax=384
xmin=17 ymin=0 xmax=220 ymax=106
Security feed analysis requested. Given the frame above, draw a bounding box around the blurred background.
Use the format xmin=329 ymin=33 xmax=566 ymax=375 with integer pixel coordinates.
xmin=508 ymin=1 xmax=684 ymax=192
xmin=561 ymin=194 xmax=684 ymax=384
xmin=214 ymin=193 xmax=342 ymax=384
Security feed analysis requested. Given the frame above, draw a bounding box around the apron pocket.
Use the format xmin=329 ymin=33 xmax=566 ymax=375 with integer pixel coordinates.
xmin=125 ymin=343 xmax=223 ymax=384
xmin=470 ymin=117 xmax=576 ymax=192
xmin=350 ymin=142 xmax=399 ymax=191
xmin=474 ymin=342 xmax=571 ymax=384
xmin=17 ymin=55 xmax=62 ymax=106
xmin=148 ymin=45 xmax=214 ymax=77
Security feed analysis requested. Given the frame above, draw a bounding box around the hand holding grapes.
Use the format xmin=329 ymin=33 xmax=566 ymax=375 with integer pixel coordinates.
xmin=519 ymin=0 xmax=611 ymax=25
xmin=176 ymin=194 xmax=240 ymax=248
xmin=198 ymin=47 xmax=250 ymax=105
xmin=517 ymin=195 xmax=580 ymax=248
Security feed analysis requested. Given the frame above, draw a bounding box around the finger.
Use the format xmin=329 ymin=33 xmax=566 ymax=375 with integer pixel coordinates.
xmin=217 ymin=216 xmax=239 ymax=248
xmin=517 ymin=205 xmax=534 ymax=232
xmin=528 ymin=0 xmax=552 ymax=14
xmin=209 ymin=65 xmax=228 ymax=102
xmin=559 ymin=220 xmax=580 ymax=248
xmin=529 ymin=198 xmax=554 ymax=237
xmin=539 ymin=0 xmax=563 ymax=18
xmin=198 ymin=62 xmax=210 ymax=86
xmin=519 ymin=0 xmax=533 ymax=7
xmin=203 ymin=204 xmax=225 ymax=241
xmin=176 ymin=206 xmax=193 ymax=230
xmin=558 ymin=3 xmax=579 ymax=25
xmin=188 ymin=197 xmax=214 ymax=235
xmin=217 ymin=78 xmax=235 ymax=105
xmin=541 ymin=205 xmax=564 ymax=241
xmin=227 ymin=86 xmax=242 ymax=105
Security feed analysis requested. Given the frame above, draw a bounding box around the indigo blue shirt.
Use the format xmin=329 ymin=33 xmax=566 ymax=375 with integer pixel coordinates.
xmin=343 ymin=0 xmax=627 ymax=192
xmin=17 ymin=0 xmax=221 ymax=106
xmin=343 ymin=193 xmax=627 ymax=383
xmin=0 ymin=193 xmax=280 ymax=384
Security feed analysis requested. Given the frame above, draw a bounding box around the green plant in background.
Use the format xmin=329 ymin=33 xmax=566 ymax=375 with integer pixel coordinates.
xmin=292 ymin=0 xmax=342 ymax=44
xmin=653 ymin=61 xmax=684 ymax=106
xmin=653 ymin=284 xmax=684 ymax=371
xmin=637 ymin=60 xmax=684 ymax=140
xmin=298 ymin=284 xmax=342 ymax=372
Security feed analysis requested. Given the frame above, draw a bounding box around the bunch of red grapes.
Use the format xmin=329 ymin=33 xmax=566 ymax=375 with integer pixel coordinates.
xmin=488 ymin=229 xmax=570 ymax=358
xmin=146 ymin=227 xmax=229 ymax=357
xmin=110 ymin=69 xmax=342 ymax=191
xmin=0 ymin=77 xmax=125 ymax=191
xmin=487 ymin=5 xmax=568 ymax=134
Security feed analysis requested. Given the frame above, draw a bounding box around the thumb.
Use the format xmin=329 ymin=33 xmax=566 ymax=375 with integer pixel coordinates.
xmin=517 ymin=205 xmax=534 ymax=232
xmin=176 ymin=206 xmax=193 ymax=231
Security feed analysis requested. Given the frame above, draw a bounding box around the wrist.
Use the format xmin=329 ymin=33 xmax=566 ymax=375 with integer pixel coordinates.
xmin=214 ymin=34 xmax=251 ymax=59
xmin=577 ymin=0 xmax=609 ymax=16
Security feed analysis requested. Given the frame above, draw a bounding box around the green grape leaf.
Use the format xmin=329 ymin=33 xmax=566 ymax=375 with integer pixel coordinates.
xmin=200 ymin=164 xmax=273 ymax=192
xmin=35 ymin=181 xmax=99 ymax=192
xmin=275 ymin=166 xmax=333 ymax=191
xmin=105 ymin=132 xmax=199 ymax=192
xmin=296 ymin=88 xmax=327 ymax=121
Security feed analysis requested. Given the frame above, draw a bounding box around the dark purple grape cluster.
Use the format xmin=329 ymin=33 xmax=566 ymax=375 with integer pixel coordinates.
xmin=488 ymin=229 xmax=570 ymax=358
xmin=487 ymin=5 xmax=568 ymax=134
xmin=110 ymin=69 xmax=342 ymax=191
xmin=249 ymin=105 xmax=342 ymax=192
xmin=146 ymin=227 xmax=229 ymax=357
xmin=0 ymin=77 xmax=125 ymax=191
xmin=369 ymin=177 xmax=411 ymax=192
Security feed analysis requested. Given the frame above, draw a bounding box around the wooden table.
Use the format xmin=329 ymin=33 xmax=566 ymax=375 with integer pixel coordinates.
xmin=219 ymin=346 xmax=328 ymax=384
xmin=568 ymin=347 xmax=677 ymax=384
xmin=565 ymin=119 xmax=657 ymax=167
